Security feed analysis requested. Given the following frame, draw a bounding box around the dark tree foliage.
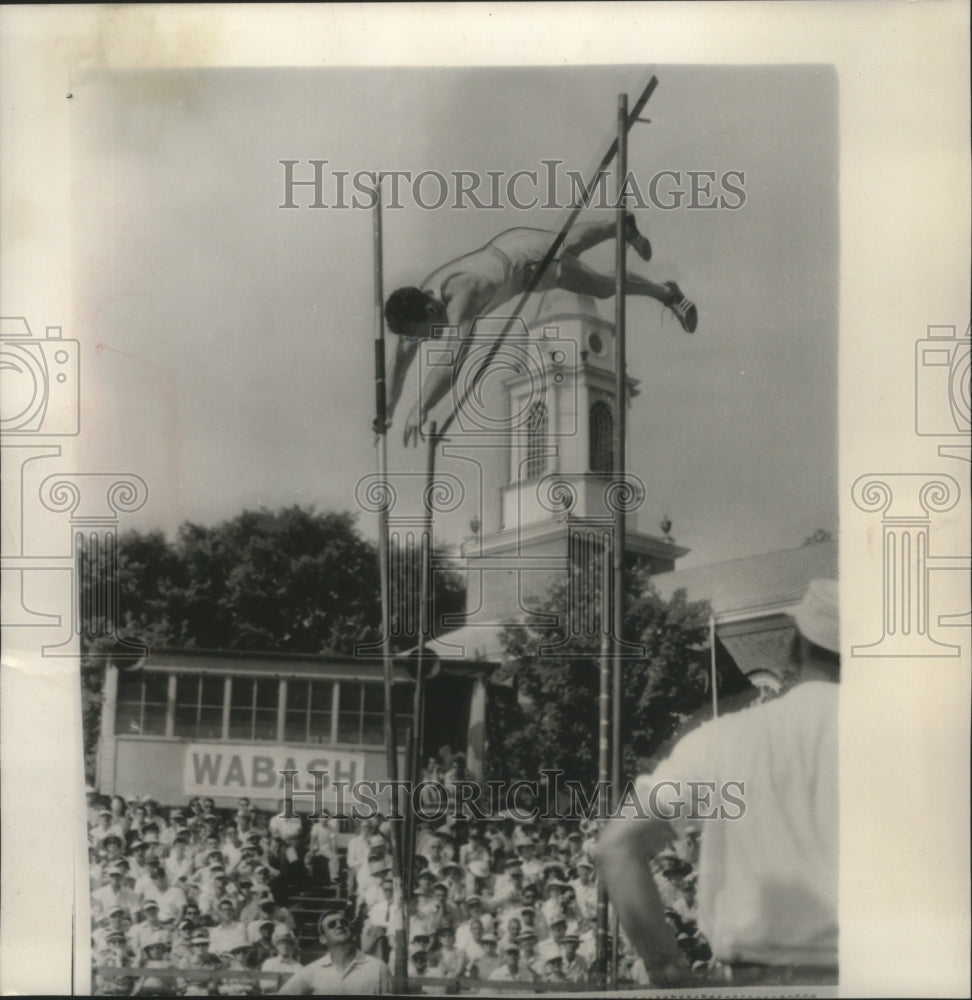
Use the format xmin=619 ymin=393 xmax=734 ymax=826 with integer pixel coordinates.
xmin=79 ymin=505 xmax=464 ymax=776
xmin=490 ymin=563 xmax=713 ymax=787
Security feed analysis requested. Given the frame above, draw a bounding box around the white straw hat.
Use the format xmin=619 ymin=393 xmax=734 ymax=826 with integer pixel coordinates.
xmin=794 ymin=579 xmax=839 ymax=653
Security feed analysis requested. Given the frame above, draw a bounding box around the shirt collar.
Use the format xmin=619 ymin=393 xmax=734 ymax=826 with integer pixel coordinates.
xmin=320 ymin=949 xmax=364 ymax=969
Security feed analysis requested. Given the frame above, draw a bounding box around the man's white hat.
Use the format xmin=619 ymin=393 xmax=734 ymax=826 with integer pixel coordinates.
xmin=794 ymin=579 xmax=839 ymax=653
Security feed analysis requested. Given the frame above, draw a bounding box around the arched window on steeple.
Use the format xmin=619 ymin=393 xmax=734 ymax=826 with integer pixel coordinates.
xmin=589 ymin=400 xmax=614 ymax=474
xmin=525 ymin=402 xmax=548 ymax=480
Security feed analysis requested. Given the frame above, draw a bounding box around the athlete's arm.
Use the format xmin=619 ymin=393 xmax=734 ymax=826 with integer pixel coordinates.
xmin=596 ymin=817 xmax=691 ymax=984
xmin=402 ymin=282 xmax=481 ymax=446
xmin=386 ymin=336 xmax=419 ymax=425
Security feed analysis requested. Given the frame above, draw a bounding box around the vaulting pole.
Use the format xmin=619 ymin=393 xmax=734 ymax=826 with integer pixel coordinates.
xmin=371 ymin=183 xmax=409 ymax=991
xmin=609 ymin=90 xmax=629 ymax=992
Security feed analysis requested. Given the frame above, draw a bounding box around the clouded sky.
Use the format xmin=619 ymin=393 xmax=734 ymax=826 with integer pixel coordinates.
xmin=73 ymin=63 xmax=837 ymax=568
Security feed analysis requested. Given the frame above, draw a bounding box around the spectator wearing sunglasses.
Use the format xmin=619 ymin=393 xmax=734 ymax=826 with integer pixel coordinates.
xmin=275 ymin=909 xmax=392 ymax=995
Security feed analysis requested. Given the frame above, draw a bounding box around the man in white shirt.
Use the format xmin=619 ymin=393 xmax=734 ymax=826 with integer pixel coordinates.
xmin=570 ymin=857 xmax=598 ymax=922
xmin=261 ymin=929 xmax=302 ymax=994
xmin=277 ymin=909 xmax=393 ymax=995
xmin=92 ymin=867 xmax=138 ymax=923
xmin=129 ymin=899 xmax=172 ymax=958
xmin=208 ymin=897 xmax=248 ymax=955
xmin=598 ymin=579 xmax=840 ymax=987
xmin=486 ymin=944 xmax=537 ymax=987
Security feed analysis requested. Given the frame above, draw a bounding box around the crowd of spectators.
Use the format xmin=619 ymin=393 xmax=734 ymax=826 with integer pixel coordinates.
xmin=88 ymin=758 xmax=714 ymax=993
xmin=88 ymin=791 xmax=309 ymax=995
xmin=346 ymin=819 xmax=712 ymax=987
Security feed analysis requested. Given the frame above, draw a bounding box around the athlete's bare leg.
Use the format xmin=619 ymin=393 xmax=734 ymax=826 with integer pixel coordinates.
xmin=562 ymin=214 xmax=652 ymax=261
xmin=557 ymin=255 xmax=698 ymax=333
xmin=558 ymin=255 xmax=667 ymax=301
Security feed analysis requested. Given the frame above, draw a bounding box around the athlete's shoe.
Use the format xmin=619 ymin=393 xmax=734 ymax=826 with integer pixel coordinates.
xmin=665 ymin=282 xmax=698 ymax=333
xmin=625 ymin=212 xmax=652 ymax=262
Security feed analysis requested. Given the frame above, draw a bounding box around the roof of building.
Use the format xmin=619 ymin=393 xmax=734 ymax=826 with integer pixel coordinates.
xmin=426 ymin=624 xmax=507 ymax=663
xmin=652 ymin=540 xmax=838 ymax=621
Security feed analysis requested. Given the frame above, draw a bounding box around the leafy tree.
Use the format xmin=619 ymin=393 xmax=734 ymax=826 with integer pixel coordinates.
xmin=79 ymin=505 xmax=464 ymax=776
xmin=490 ymin=562 xmax=716 ymax=787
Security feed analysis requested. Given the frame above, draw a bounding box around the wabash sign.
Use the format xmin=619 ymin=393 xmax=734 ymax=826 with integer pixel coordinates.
xmin=183 ymin=744 xmax=362 ymax=797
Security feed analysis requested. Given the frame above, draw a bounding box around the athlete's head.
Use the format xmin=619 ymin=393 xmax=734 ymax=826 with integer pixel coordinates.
xmin=384 ymin=287 xmax=446 ymax=339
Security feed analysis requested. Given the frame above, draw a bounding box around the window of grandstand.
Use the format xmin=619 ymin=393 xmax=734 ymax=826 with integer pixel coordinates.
xmin=589 ymin=400 xmax=614 ymax=474
xmin=115 ymin=671 xmax=168 ymax=736
xmin=229 ymin=677 xmax=279 ymax=741
xmin=173 ymin=674 xmax=225 ymax=739
xmin=284 ymin=679 xmax=334 ymax=744
xmin=113 ymin=668 xmax=416 ymax=748
xmin=337 ymin=681 xmax=385 ymax=745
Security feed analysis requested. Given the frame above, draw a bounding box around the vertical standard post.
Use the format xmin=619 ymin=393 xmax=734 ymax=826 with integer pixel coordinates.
xmin=371 ymin=186 xmax=408 ymax=991
xmin=408 ymin=421 xmax=437 ymax=886
xmin=610 ymin=91 xmax=629 ymax=991
xmin=710 ymin=614 xmax=719 ymax=718
xmin=595 ymin=535 xmax=612 ymax=978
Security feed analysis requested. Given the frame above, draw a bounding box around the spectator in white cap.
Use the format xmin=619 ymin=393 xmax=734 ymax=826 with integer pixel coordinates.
xmin=94 ymin=928 xmax=135 ymax=996
xmin=484 ymin=942 xmax=536 ymax=988
xmin=247 ymin=917 xmax=279 ymax=967
xmin=261 ymin=928 xmax=302 ymax=978
xmin=170 ymin=918 xmax=198 ymax=966
xmin=92 ymin=865 xmax=138 ymax=923
xmin=92 ymin=903 xmax=132 ymax=953
xmin=130 ymin=897 xmax=170 ymax=957
xmin=599 ymin=578 xmax=840 ymax=987
xmin=470 ymin=930 xmax=502 ymax=980
xmin=90 ymin=807 xmax=116 ymax=846
xmin=177 ymin=932 xmax=223 ymax=995
xmin=570 ymin=856 xmax=597 ymax=921
xmin=215 ymin=940 xmax=255 ymax=996
xmin=132 ymin=933 xmax=177 ymax=996
xmin=560 ymin=932 xmax=588 ymax=983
